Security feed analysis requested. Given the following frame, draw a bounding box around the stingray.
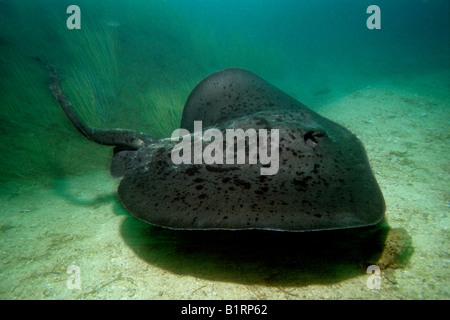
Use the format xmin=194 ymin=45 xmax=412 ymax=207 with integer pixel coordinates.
xmin=42 ymin=62 xmax=385 ymax=232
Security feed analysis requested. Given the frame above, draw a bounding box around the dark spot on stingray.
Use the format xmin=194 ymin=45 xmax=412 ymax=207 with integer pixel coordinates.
xmin=234 ymin=179 xmax=251 ymax=190
xmin=255 ymin=118 xmax=271 ymax=128
xmin=184 ymin=166 xmax=199 ymax=176
xmin=205 ymin=165 xmax=239 ymax=173
xmin=313 ymin=164 xmax=320 ymax=174
xmin=292 ymin=176 xmax=313 ymax=192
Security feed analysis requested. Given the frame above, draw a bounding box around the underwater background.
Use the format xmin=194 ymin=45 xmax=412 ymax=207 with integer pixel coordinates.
xmin=0 ymin=0 xmax=448 ymax=299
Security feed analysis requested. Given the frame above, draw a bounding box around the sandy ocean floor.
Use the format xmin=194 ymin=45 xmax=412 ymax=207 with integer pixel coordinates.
xmin=0 ymin=69 xmax=448 ymax=300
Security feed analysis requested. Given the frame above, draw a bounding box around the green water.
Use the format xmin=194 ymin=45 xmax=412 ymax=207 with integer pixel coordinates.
xmin=0 ymin=0 xmax=448 ymax=299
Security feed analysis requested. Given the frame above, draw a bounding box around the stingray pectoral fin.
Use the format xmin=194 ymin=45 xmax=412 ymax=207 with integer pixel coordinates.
xmin=110 ymin=147 xmax=152 ymax=179
xmin=111 ymin=149 xmax=135 ymax=179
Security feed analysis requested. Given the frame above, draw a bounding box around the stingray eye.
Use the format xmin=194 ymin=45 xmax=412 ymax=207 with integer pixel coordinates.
xmin=304 ymin=130 xmax=326 ymax=148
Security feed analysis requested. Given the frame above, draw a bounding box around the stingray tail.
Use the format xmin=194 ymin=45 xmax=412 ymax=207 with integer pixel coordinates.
xmin=37 ymin=57 xmax=153 ymax=150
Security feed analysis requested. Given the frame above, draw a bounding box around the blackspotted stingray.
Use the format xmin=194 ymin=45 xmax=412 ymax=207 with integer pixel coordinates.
xmin=44 ymin=62 xmax=385 ymax=232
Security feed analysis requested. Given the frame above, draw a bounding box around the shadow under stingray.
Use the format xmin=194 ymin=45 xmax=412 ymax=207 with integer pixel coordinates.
xmin=51 ymin=172 xmax=117 ymax=207
xmin=117 ymin=203 xmax=390 ymax=286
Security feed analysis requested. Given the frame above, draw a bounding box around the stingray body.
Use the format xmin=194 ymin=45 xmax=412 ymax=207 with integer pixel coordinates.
xmin=46 ymin=64 xmax=385 ymax=231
